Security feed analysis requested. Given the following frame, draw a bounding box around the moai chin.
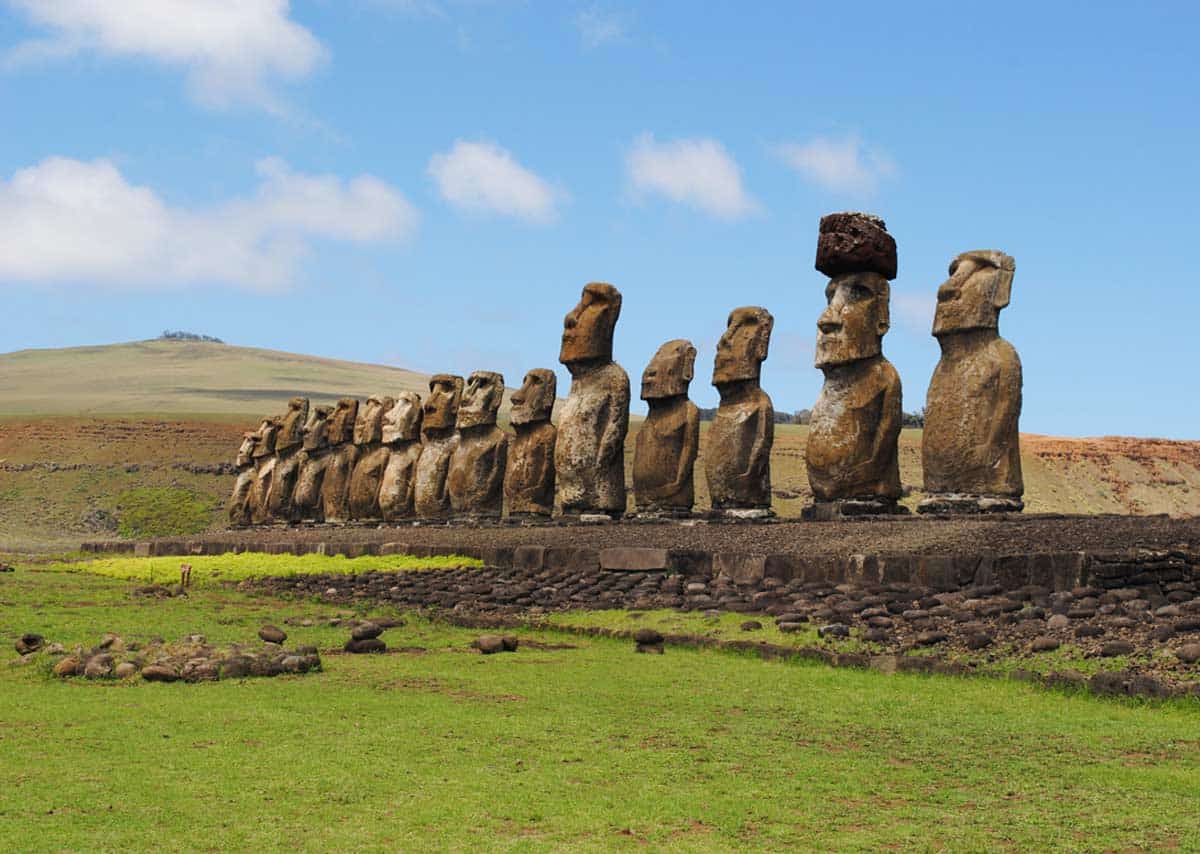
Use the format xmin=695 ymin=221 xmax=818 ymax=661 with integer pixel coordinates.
xmin=920 ymin=250 xmax=1023 ymax=514
xmin=348 ymin=394 xmax=395 ymax=521
xmin=248 ymin=418 xmax=280 ymax=525
xmin=705 ymin=309 xmax=775 ymax=517
xmin=320 ymin=398 xmax=360 ymax=524
xmin=379 ymin=392 xmax=424 ymax=522
xmin=293 ymin=405 xmax=332 ymax=522
xmin=634 ymin=339 xmax=700 ymax=516
xmin=265 ymin=397 xmax=309 ymax=523
xmin=414 ymin=374 xmax=463 ymax=518
xmin=555 ymin=282 xmax=630 ymax=519
xmin=805 ymin=212 xmax=904 ymax=519
xmin=504 ymin=369 xmax=558 ymax=518
xmin=448 ymin=371 xmax=509 ymax=518
xmin=227 ymin=430 xmax=259 ymax=527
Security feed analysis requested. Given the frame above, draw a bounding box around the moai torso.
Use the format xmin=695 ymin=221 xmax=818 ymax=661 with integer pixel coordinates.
xmin=448 ymin=372 xmax=508 ymax=517
xmin=634 ymin=339 xmax=700 ymax=513
xmin=348 ymin=395 xmax=394 ymax=521
xmin=249 ymin=420 xmax=279 ymax=525
xmin=378 ymin=392 xmax=424 ymax=522
xmin=321 ymin=399 xmax=360 ymax=524
xmin=504 ymin=368 xmax=558 ymax=517
xmin=228 ymin=432 xmax=258 ymax=526
xmin=293 ymin=406 xmax=332 ymax=522
xmin=555 ymin=361 xmax=630 ymax=514
xmin=266 ymin=397 xmax=308 ymax=522
xmin=413 ymin=375 xmax=463 ymax=518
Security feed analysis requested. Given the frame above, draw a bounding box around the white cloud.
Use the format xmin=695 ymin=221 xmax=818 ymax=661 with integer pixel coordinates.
xmin=575 ymin=7 xmax=625 ymax=48
xmin=776 ymin=134 xmax=896 ymax=195
xmin=428 ymin=140 xmax=562 ymax=224
xmin=0 ymin=156 xmax=417 ymax=291
xmin=3 ymin=0 xmax=325 ymax=111
xmin=625 ymin=133 xmax=759 ymax=220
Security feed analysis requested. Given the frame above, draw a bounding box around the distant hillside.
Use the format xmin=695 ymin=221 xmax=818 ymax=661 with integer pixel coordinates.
xmin=0 ymin=340 xmax=436 ymax=418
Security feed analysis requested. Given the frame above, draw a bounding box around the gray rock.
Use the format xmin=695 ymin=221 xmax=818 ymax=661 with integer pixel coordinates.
xmin=818 ymin=624 xmax=850 ymax=639
xmin=351 ymin=622 xmax=384 ymax=641
xmin=633 ymin=628 xmax=664 ymax=646
xmin=473 ymin=635 xmax=505 ymax=655
xmin=1099 ymin=640 xmax=1135 ymax=658
xmin=345 ymin=638 xmax=387 ymax=654
xmin=114 ymin=661 xmax=139 ymax=679
xmin=1046 ymin=614 xmax=1071 ymax=631
xmin=1030 ymin=636 xmax=1061 ymax=653
xmin=1175 ymin=643 xmax=1200 ymax=665
xmin=916 ymin=631 xmax=948 ymax=646
xmin=142 ymin=664 xmax=180 ymax=683
xmin=258 ymin=625 xmax=287 ymax=644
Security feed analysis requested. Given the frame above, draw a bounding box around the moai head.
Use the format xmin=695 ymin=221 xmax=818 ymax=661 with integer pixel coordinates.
xmin=236 ymin=431 xmax=258 ymax=468
xmin=328 ymin=398 xmax=359 ymax=446
xmin=510 ymin=369 xmax=556 ymax=426
xmin=815 ymin=272 xmax=891 ymax=368
xmin=423 ymin=374 xmax=464 ymax=432
xmin=302 ymin=406 xmax=332 ymax=452
xmin=251 ymin=419 xmax=279 ymax=459
xmin=353 ymin=394 xmax=393 ymax=445
xmin=457 ymin=371 xmax=505 ymax=429
xmin=713 ymin=307 xmax=773 ymax=387
xmin=276 ymin=397 xmax=309 ymax=451
xmin=382 ymin=392 xmax=423 ymax=443
xmin=932 ymin=250 xmax=1015 ymax=337
xmin=560 ymin=282 xmax=622 ymax=366
xmin=642 ymin=339 xmax=697 ymax=401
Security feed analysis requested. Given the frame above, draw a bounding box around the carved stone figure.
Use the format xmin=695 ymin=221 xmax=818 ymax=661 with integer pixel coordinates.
xmin=265 ymin=397 xmax=309 ymax=522
xmin=705 ymin=309 xmax=775 ymax=516
xmin=379 ymin=392 xmax=424 ymax=522
xmin=248 ymin=418 xmax=280 ymax=525
xmin=348 ymin=394 xmax=395 ymax=521
xmin=293 ymin=405 xmax=332 ymax=522
xmin=504 ymin=369 xmax=558 ymax=518
xmin=320 ymin=398 xmax=359 ymax=524
xmin=805 ymin=212 xmax=903 ymax=518
xmin=414 ymin=375 xmax=463 ymax=518
xmin=448 ymin=371 xmax=508 ymax=518
xmin=920 ymin=250 xmax=1023 ymax=513
xmin=555 ymin=282 xmax=630 ymax=518
xmin=634 ymin=339 xmax=700 ymax=515
xmin=227 ymin=430 xmax=259 ymax=527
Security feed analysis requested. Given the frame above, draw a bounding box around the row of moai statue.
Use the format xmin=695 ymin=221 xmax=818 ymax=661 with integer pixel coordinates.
xmin=229 ymin=211 xmax=1023 ymax=525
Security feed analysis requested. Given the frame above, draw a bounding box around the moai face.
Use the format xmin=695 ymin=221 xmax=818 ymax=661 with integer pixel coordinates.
xmin=642 ymin=339 xmax=697 ymax=400
xmin=251 ymin=419 xmax=278 ymax=458
xmin=932 ymin=250 xmax=1015 ymax=337
xmin=423 ymin=374 xmax=464 ymax=431
xmin=560 ymin=282 xmax=622 ymax=365
xmin=277 ymin=397 xmax=309 ymax=451
xmin=815 ymin=272 xmax=890 ymax=369
xmin=353 ymin=395 xmax=393 ymax=445
xmin=302 ymin=406 xmax=331 ymax=452
xmin=328 ymin=398 xmax=359 ymax=445
xmin=510 ymin=369 xmax=556 ymax=426
xmin=382 ymin=392 xmax=423 ymax=443
xmin=457 ymin=371 xmax=504 ymax=429
xmin=236 ymin=432 xmax=257 ymax=468
xmin=713 ymin=307 xmax=773 ymax=386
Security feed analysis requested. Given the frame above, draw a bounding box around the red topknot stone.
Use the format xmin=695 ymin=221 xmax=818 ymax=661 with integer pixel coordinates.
xmin=815 ymin=211 xmax=897 ymax=280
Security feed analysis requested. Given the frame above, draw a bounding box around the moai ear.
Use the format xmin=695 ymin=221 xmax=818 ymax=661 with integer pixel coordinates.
xmin=876 ymin=287 xmax=891 ymax=337
xmin=681 ymin=343 xmax=697 ymax=383
xmin=755 ymin=313 xmax=774 ymax=361
xmin=992 ymin=266 xmax=1013 ymax=311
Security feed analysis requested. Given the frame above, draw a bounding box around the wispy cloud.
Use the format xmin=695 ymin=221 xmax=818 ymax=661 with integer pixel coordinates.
xmin=776 ymin=134 xmax=896 ymax=195
xmin=625 ymin=133 xmax=759 ymax=220
xmin=3 ymin=0 xmax=326 ymax=112
xmin=575 ymin=7 xmax=626 ymax=48
xmin=0 ymin=156 xmax=417 ymax=291
xmin=428 ymin=140 xmax=563 ymax=224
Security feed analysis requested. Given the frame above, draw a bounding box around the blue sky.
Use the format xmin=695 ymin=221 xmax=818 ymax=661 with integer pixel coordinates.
xmin=0 ymin=1 xmax=1197 ymax=438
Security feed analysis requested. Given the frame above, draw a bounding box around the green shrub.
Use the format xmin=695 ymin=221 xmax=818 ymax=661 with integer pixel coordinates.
xmin=113 ymin=487 xmax=220 ymax=539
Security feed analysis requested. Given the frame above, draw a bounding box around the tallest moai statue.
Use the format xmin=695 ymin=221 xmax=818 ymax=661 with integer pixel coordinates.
xmin=804 ymin=212 xmax=905 ymax=519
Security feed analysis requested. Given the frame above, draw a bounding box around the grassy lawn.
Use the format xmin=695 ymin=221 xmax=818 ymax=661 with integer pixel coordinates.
xmin=2 ymin=566 xmax=1199 ymax=852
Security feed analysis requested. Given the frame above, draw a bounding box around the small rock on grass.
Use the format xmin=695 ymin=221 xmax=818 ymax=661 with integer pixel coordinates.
xmin=965 ymin=632 xmax=994 ymax=650
xmin=633 ymin=628 xmax=664 ymax=646
xmin=53 ymin=656 xmax=81 ymax=677
xmin=258 ymin=625 xmax=287 ymax=644
xmin=1099 ymin=640 xmax=1135 ymax=657
xmin=345 ymin=638 xmax=387 ymax=654
xmin=740 ymin=620 xmax=763 ymax=632
xmin=473 ymin=635 xmax=505 ymax=655
xmin=351 ymin=622 xmax=384 ymax=641
xmin=1175 ymin=643 xmax=1200 ymax=665
xmin=1031 ymin=636 xmax=1061 ymax=653
xmin=817 ymin=624 xmax=849 ymax=639
xmin=916 ymin=631 xmax=948 ymax=646
xmin=141 ymin=664 xmax=180 ymax=683
xmin=14 ymin=633 xmax=43 ymax=655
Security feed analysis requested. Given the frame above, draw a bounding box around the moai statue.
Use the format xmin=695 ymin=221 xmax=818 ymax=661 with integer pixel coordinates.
xmin=634 ymin=339 xmax=700 ymax=516
xmin=448 ymin=371 xmax=509 ymax=518
xmin=320 ymin=398 xmax=359 ymax=524
xmin=265 ymin=397 xmax=309 ymax=522
xmin=413 ymin=374 xmax=463 ymax=518
xmin=248 ymin=418 xmax=280 ymax=525
xmin=379 ymin=392 xmax=424 ymax=522
xmin=227 ymin=429 xmax=259 ymax=527
xmin=920 ymin=251 xmax=1023 ymax=513
xmin=293 ymin=405 xmax=332 ymax=522
xmin=705 ymin=310 xmax=775 ymax=517
xmin=555 ymin=282 xmax=630 ymax=519
xmin=348 ymin=394 xmax=395 ymax=521
xmin=504 ymin=369 xmax=558 ymax=519
xmin=805 ymin=212 xmax=904 ymax=519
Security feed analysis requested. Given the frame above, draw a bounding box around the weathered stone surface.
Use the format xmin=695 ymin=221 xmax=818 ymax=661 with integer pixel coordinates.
xmin=504 ymin=369 xmax=557 ymax=518
xmin=228 ymin=430 xmax=259 ymax=526
xmin=815 ymin=211 xmax=897 ymax=280
xmin=293 ymin=405 xmax=332 ymax=522
xmin=414 ymin=375 xmax=463 ymax=518
xmin=634 ymin=339 xmax=700 ymax=514
xmin=344 ymin=637 xmax=386 ymax=654
xmin=706 ymin=308 xmax=774 ymax=511
xmin=920 ymin=251 xmax=1023 ymax=513
xmin=473 ymin=634 xmax=506 ymax=655
xmin=448 ymin=371 xmax=508 ymax=517
xmin=15 ymin=633 xmax=43 ymax=655
xmin=351 ymin=622 xmax=383 ymax=641
xmin=806 ymin=215 xmax=902 ymax=510
xmin=53 ymin=655 xmax=81 ymax=677
xmin=142 ymin=664 xmax=180 ymax=682
xmin=321 ymin=398 xmax=360 ymax=524
xmin=276 ymin=397 xmax=309 ymax=453
xmin=379 ymin=392 xmax=424 ymax=522
xmin=634 ymin=628 xmax=664 ymax=645
xmin=556 ymin=283 xmax=630 ymax=517
xmin=348 ymin=394 xmax=395 ymax=521
xmin=248 ymin=418 xmax=280 ymax=525
xmin=258 ymin=625 xmax=287 ymax=644
xmin=599 ymin=547 xmax=669 ymax=571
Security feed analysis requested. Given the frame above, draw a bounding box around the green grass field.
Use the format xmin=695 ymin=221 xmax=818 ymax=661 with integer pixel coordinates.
xmin=2 ymin=563 xmax=1199 ymax=852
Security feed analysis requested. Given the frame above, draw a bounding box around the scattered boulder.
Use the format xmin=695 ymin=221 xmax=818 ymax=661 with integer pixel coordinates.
xmin=351 ymin=622 xmax=384 ymax=641
xmin=83 ymin=654 xmax=114 ymax=679
xmin=473 ymin=635 xmax=506 ymax=655
xmin=916 ymin=631 xmax=949 ymax=647
xmin=501 ymin=635 xmax=519 ymax=652
xmin=1175 ymin=643 xmax=1200 ymax=665
xmin=258 ymin=625 xmax=287 ymax=644
xmin=740 ymin=620 xmax=763 ymax=632
xmin=14 ymin=633 xmax=43 ymax=655
xmin=965 ymin=632 xmax=994 ymax=650
xmin=345 ymin=637 xmax=387 ymax=654
xmin=1031 ymin=636 xmax=1061 ymax=653
xmin=1099 ymin=640 xmax=1135 ymax=658
xmin=817 ymin=624 xmax=849 ymax=640
xmin=114 ymin=661 xmax=140 ymax=679
xmin=141 ymin=664 xmax=180 ymax=683
xmin=53 ymin=655 xmax=82 ymax=677
xmin=0 ymin=563 xmax=14 ymax=572
xmin=633 ymin=628 xmax=664 ymax=646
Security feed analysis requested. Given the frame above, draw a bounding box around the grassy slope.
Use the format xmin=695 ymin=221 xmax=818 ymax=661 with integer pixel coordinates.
xmin=2 ymin=568 xmax=1198 ymax=852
